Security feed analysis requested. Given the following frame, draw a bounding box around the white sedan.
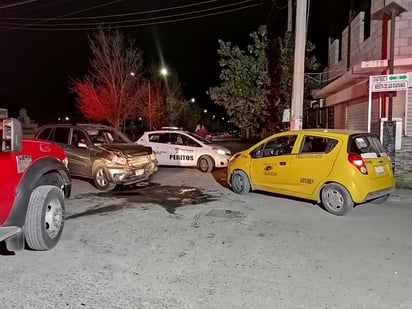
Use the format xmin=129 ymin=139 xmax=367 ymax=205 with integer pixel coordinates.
xmin=136 ymin=129 xmax=231 ymax=172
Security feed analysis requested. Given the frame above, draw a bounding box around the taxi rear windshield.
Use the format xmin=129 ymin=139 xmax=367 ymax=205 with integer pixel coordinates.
xmin=348 ymin=134 xmax=387 ymax=158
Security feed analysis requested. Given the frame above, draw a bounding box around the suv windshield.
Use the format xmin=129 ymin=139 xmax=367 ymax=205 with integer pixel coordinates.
xmin=87 ymin=129 xmax=131 ymax=145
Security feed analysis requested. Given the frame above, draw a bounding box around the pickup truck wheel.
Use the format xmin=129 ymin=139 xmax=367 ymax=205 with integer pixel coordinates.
xmin=93 ymin=165 xmax=116 ymax=191
xmin=198 ymin=156 xmax=214 ymax=173
xmin=24 ymin=185 xmax=65 ymax=251
xmin=321 ymin=183 xmax=354 ymax=216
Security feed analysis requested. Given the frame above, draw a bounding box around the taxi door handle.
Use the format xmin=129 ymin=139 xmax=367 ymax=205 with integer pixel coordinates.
xmin=264 ymin=166 xmax=272 ymax=171
xmin=279 ymin=161 xmax=286 ymax=166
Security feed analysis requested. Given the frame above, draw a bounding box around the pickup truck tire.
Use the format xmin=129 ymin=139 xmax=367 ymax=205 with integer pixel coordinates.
xmin=93 ymin=164 xmax=116 ymax=191
xmin=24 ymin=185 xmax=65 ymax=250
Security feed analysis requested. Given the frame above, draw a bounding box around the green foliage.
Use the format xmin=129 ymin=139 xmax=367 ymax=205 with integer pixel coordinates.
xmin=210 ymin=26 xmax=270 ymax=131
xmin=278 ymin=31 xmax=320 ymax=114
xmin=211 ymin=24 xmax=320 ymax=133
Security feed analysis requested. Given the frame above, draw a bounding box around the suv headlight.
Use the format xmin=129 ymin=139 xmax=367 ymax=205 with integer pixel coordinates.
xmin=150 ymin=151 xmax=157 ymax=161
xmin=111 ymin=155 xmax=127 ymax=165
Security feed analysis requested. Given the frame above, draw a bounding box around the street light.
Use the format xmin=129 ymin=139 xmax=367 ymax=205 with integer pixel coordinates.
xmin=160 ymin=67 xmax=168 ymax=77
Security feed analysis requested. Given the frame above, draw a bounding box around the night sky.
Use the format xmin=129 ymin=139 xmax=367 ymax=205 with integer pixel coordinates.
xmin=0 ymin=0 xmax=361 ymax=123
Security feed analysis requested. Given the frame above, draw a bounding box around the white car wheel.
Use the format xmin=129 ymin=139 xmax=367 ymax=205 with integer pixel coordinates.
xmin=198 ymin=156 xmax=214 ymax=173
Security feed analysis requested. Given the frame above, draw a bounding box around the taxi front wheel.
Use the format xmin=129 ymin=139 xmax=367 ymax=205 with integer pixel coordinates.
xmin=231 ymin=170 xmax=251 ymax=195
xmin=321 ymin=183 xmax=354 ymax=216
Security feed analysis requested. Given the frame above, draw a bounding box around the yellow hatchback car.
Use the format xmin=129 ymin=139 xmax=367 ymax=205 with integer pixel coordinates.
xmin=227 ymin=129 xmax=395 ymax=215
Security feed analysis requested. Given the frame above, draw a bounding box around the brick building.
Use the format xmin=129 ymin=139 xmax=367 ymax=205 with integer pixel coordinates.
xmin=313 ymin=0 xmax=412 ymax=188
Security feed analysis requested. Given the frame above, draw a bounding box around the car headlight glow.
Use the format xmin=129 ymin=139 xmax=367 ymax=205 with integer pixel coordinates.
xmin=213 ymin=148 xmax=226 ymax=155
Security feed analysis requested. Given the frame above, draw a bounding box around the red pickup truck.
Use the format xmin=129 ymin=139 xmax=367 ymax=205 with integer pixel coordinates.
xmin=0 ymin=118 xmax=71 ymax=252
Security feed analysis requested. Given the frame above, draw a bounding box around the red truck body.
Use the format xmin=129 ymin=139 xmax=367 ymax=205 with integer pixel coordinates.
xmin=0 ymin=118 xmax=71 ymax=252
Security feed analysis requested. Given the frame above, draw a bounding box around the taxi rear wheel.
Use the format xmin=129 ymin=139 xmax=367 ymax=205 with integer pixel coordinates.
xmin=198 ymin=156 xmax=214 ymax=173
xmin=231 ymin=170 xmax=251 ymax=195
xmin=321 ymin=183 xmax=353 ymax=216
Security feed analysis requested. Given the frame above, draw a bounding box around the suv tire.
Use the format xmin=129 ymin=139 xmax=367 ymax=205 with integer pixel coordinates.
xmin=93 ymin=164 xmax=116 ymax=191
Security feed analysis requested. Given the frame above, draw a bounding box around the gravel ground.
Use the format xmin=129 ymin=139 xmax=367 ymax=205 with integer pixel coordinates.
xmin=1 ymin=167 xmax=411 ymax=309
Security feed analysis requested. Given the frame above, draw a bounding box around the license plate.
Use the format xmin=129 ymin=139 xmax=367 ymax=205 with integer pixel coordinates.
xmin=135 ymin=169 xmax=144 ymax=176
xmin=374 ymin=165 xmax=384 ymax=174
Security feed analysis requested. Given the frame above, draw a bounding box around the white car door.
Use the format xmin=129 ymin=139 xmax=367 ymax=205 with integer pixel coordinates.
xmin=168 ymin=132 xmax=198 ymax=167
xmin=144 ymin=132 xmax=173 ymax=166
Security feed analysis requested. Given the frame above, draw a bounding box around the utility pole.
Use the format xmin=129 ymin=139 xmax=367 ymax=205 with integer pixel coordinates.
xmin=290 ymin=0 xmax=307 ymax=130
xmin=287 ymin=0 xmax=293 ymax=32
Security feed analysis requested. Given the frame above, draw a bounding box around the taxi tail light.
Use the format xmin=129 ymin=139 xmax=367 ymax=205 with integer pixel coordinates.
xmin=348 ymin=153 xmax=368 ymax=175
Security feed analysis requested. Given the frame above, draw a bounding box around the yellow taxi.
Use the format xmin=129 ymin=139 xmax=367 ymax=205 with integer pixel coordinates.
xmin=227 ymin=129 xmax=395 ymax=215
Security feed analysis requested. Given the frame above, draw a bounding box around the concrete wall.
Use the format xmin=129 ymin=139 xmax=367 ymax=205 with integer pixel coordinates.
xmin=327 ymin=0 xmax=412 ymax=78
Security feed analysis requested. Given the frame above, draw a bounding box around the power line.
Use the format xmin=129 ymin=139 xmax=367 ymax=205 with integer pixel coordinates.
xmin=0 ymin=1 xmax=262 ymax=31
xmin=0 ymin=0 xmax=37 ymax=10
xmin=0 ymin=0 xmax=122 ymax=33
xmin=0 ymin=0 xmax=252 ymax=27
xmin=0 ymin=0 xmax=219 ymax=20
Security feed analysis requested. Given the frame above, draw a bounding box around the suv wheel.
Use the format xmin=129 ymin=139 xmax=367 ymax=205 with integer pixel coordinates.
xmin=321 ymin=183 xmax=354 ymax=216
xmin=93 ymin=165 xmax=116 ymax=191
xmin=24 ymin=185 xmax=64 ymax=250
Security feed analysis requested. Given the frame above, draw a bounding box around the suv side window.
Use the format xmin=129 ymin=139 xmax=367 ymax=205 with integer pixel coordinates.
xmin=71 ymin=129 xmax=88 ymax=147
xmin=36 ymin=127 xmax=52 ymax=140
xmin=52 ymin=127 xmax=70 ymax=144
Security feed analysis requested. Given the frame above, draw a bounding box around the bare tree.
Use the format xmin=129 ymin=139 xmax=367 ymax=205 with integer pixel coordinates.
xmin=71 ymin=28 xmax=145 ymax=129
xmin=143 ymin=79 xmax=166 ymax=130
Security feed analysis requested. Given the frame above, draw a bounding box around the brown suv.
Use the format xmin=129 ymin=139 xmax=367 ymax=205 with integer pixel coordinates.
xmin=35 ymin=123 xmax=158 ymax=190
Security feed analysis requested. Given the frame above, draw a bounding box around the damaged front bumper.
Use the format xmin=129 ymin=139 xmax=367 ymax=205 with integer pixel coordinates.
xmin=105 ymin=155 xmax=158 ymax=186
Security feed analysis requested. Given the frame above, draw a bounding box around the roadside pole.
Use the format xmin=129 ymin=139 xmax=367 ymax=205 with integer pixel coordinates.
xmin=290 ymin=0 xmax=307 ymax=131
